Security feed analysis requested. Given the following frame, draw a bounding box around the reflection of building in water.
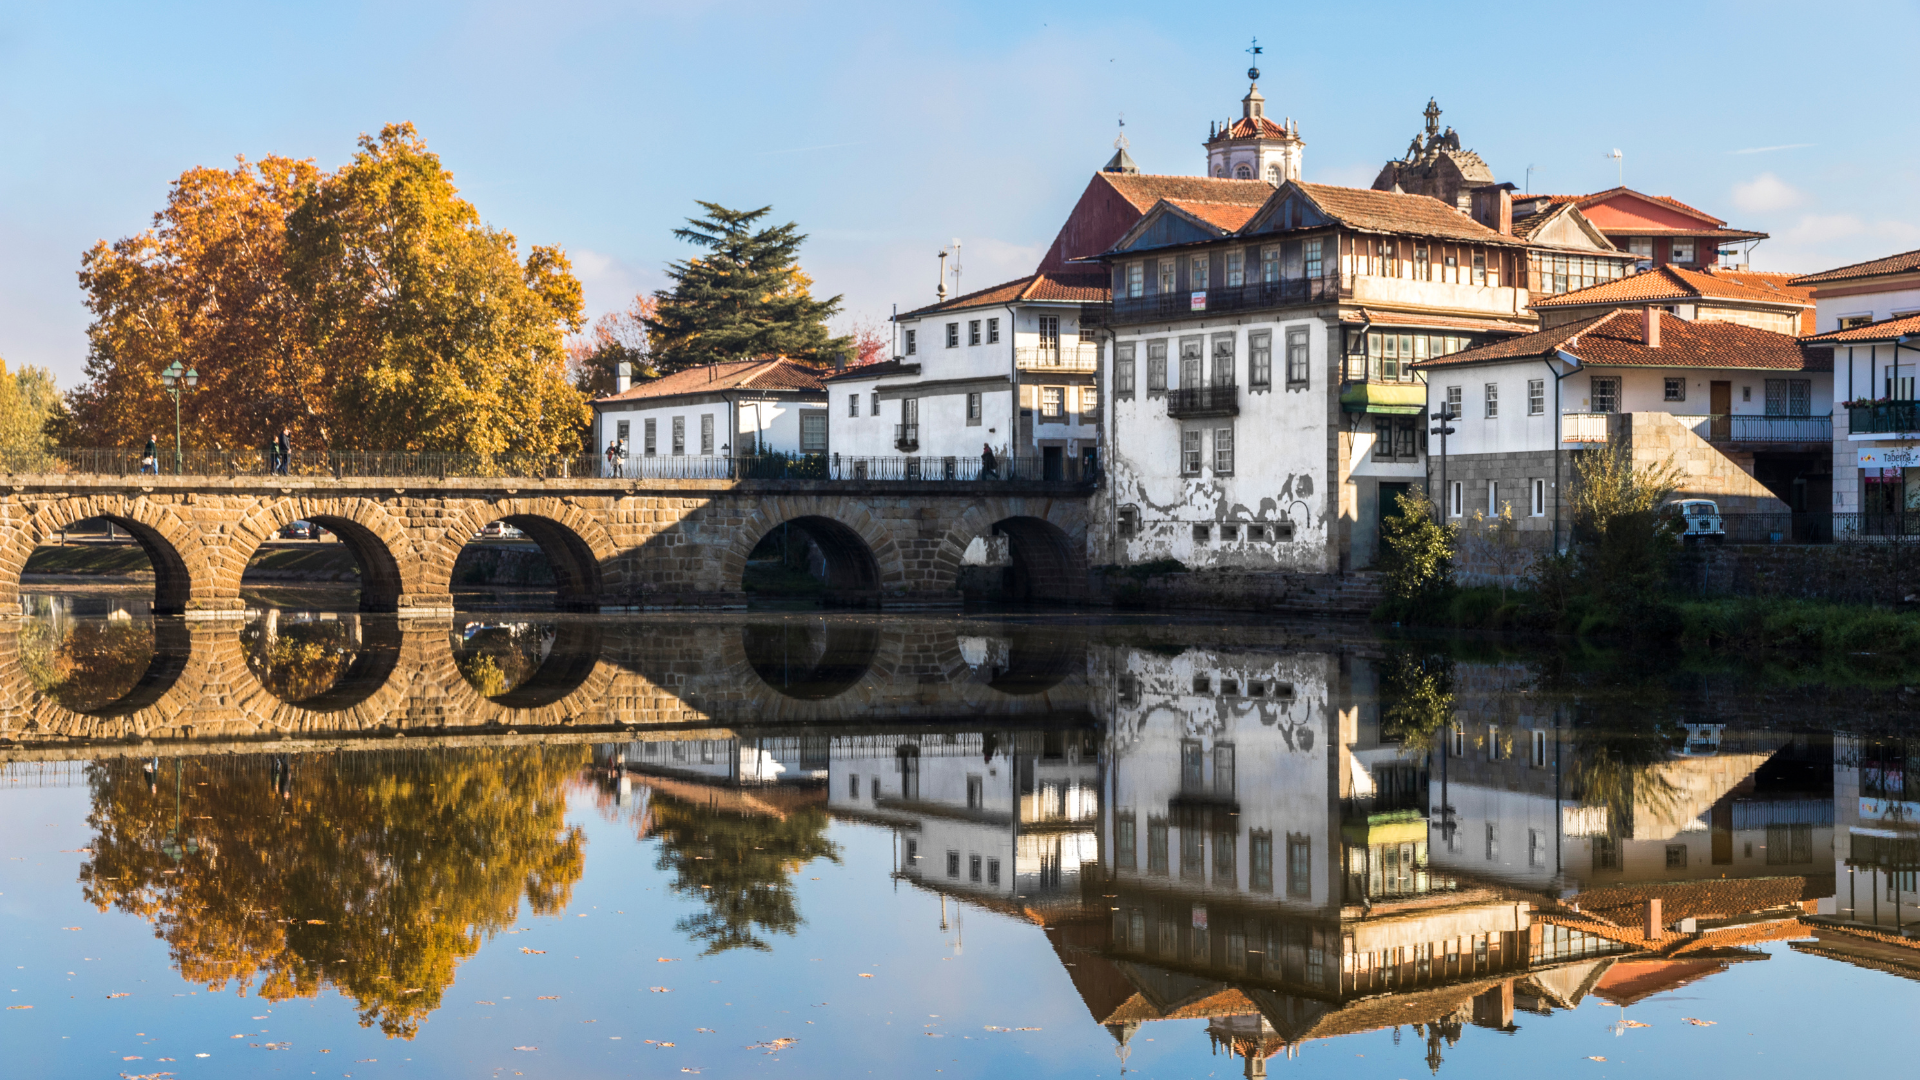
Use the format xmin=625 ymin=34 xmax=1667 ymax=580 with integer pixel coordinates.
xmin=594 ymin=735 xmax=830 ymax=800
xmin=832 ymin=729 xmax=1101 ymax=908
xmin=1805 ymin=735 xmax=1920 ymax=963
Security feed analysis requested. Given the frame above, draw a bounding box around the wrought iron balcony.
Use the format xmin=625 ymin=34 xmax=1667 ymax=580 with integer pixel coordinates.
xmin=1165 ymin=384 xmax=1239 ymax=419
xmin=1848 ymin=401 xmax=1920 ymax=436
xmin=1110 ymin=273 xmax=1343 ymax=324
xmin=1715 ymin=414 xmax=1833 ymax=442
xmin=1014 ymin=344 xmax=1100 ymax=372
xmin=893 ymin=423 xmax=919 ymax=451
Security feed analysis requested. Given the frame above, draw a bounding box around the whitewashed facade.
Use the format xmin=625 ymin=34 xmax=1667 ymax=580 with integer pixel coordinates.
xmin=590 ymin=358 xmax=828 ymax=467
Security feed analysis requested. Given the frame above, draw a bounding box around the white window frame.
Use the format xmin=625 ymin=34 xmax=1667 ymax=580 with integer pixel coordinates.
xmin=1528 ymin=378 xmax=1544 ymax=415
xmin=1213 ymin=426 xmax=1234 ymax=475
xmin=904 ymin=328 xmax=917 ymax=356
xmin=987 ymin=317 xmax=1000 ymax=344
xmin=1449 ymin=480 xmax=1463 ymax=518
xmin=1530 ymin=478 xmax=1546 ymax=517
xmin=1126 ymin=263 xmax=1144 ymax=299
xmin=870 ymin=392 xmax=881 ymax=416
xmin=966 ymin=392 xmax=982 ymax=424
xmin=968 ymin=319 xmax=981 ymax=346
xmin=1181 ymin=429 xmax=1202 ymax=475
xmin=700 ymin=413 xmax=714 ymax=455
xmin=1484 ymin=382 xmax=1498 ymax=419
xmin=945 ymin=322 xmax=959 ymax=348
xmin=848 ymin=394 xmax=859 ymax=418
xmin=1488 ymin=480 xmax=1499 ymax=517
xmin=671 ymin=415 xmax=686 ymax=456
xmin=643 ymin=418 xmax=657 ymax=456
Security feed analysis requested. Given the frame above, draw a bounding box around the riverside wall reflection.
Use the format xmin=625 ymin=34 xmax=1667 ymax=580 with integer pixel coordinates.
xmin=7 ymin=604 xmax=1920 ymax=1068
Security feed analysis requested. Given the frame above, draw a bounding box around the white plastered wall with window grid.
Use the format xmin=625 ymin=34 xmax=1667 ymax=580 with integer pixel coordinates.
xmin=594 ymin=395 xmax=825 ymax=458
xmin=1106 ymin=314 xmax=1341 ymax=571
xmin=1103 ymin=647 xmax=1337 ymax=905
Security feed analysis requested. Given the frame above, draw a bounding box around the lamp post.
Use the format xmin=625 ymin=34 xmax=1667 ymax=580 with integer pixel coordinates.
xmin=159 ymin=361 xmax=198 ymax=475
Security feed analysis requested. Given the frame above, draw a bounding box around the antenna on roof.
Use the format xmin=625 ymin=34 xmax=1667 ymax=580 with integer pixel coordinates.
xmin=1525 ymin=164 xmax=1536 ymax=194
xmin=951 ymin=238 xmax=962 ymax=297
xmin=1606 ymin=148 xmax=1623 ymax=187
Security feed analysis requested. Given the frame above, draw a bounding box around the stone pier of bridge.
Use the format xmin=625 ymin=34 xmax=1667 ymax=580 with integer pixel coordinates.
xmin=0 ymin=474 xmax=1095 ymax=617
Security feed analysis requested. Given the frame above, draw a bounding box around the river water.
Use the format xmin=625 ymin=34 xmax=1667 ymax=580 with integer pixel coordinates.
xmin=3 ymin=592 xmax=1918 ymax=1079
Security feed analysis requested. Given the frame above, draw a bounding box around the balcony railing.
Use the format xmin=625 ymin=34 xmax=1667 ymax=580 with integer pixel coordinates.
xmin=1109 ymin=272 xmax=1344 ymax=324
xmin=1014 ymin=343 xmax=1100 ymax=372
xmin=1721 ymin=414 xmax=1832 ymax=442
xmin=1165 ymin=384 xmax=1239 ymax=418
xmin=1848 ymin=400 xmax=1920 ymax=435
xmin=1562 ymin=413 xmax=1610 ymax=444
xmin=893 ymin=423 xmax=919 ymax=451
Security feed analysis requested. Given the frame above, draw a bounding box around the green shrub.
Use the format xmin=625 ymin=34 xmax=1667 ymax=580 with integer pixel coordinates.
xmin=1376 ymin=491 xmax=1455 ymax=619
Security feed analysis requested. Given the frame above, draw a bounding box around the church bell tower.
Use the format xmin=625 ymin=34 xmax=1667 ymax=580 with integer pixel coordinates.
xmin=1204 ymin=39 xmax=1303 ymax=186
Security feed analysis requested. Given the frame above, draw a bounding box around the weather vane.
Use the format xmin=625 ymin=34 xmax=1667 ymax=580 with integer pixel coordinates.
xmin=1246 ymin=37 xmax=1262 ymax=81
xmin=1114 ymin=113 xmax=1128 ymax=151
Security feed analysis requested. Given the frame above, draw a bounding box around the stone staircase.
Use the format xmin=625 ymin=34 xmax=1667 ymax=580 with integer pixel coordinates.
xmin=1271 ymin=571 xmax=1384 ymax=618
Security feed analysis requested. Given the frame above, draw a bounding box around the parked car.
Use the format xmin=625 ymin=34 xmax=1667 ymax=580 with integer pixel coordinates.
xmin=280 ymin=520 xmax=313 ymax=539
xmin=1660 ymin=499 xmax=1724 ymax=544
xmin=477 ymin=521 xmax=525 ymax=540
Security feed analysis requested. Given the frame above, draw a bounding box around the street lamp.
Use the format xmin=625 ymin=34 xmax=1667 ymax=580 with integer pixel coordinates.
xmin=159 ymin=361 xmax=198 ymax=475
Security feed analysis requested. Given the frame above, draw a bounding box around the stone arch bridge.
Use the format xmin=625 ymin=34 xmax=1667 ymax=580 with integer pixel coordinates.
xmin=0 ymin=474 xmax=1095 ymax=618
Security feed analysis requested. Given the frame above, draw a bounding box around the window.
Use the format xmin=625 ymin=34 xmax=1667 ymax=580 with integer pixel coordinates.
xmin=800 ymin=411 xmax=827 ymax=453
xmin=848 ymin=773 xmax=860 ymax=798
xmin=1118 ymin=506 xmax=1140 ymax=537
xmin=968 ymin=854 xmax=982 ymax=882
xmin=945 ymin=322 xmax=959 ymax=348
xmin=1287 ymin=835 xmax=1311 ymax=897
xmin=1665 ymin=844 xmax=1688 ymax=869
xmin=987 ymin=317 xmax=1000 ymax=343
xmin=1148 ymin=818 xmax=1169 ymax=875
xmin=1837 ymin=314 xmax=1874 ymax=331
xmin=1484 ymin=382 xmax=1498 ymax=419
xmin=1266 ymin=162 xmax=1282 ymax=185
xmin=1038 ymin=314 xmax=1060 ymax=350
xmin=1182 ymin=429 xmax=1202 ymax=474
xmin=872 ymin=777 xmax=881 ymax=801
xmin=1665 ymin=376 xmax=1686 ymax=402
xmin=1444 ymin=385 xmax=1463 ymax=419
xmin=1191 ymin=254 xmax=1210 ymax=291
xmin=905 ymin=839 xmax=917 ymax=865
xmin=1180 ymin=826 xmax=1205 ymax=879
xmin=1250 ymin=831 xmax=1273 ymax=892
xmin=1767 ymin=378 xmax=1813 ymax=416
xmin=1040 ymin=386 xmax=1064 ymax=419
xmin=1116 ymin=813 xmax=1137 ymax=870
xmin=1234 ymin=163 xmax=1251 ymax=179
xmin=1628 ymin=237 xmax=1654 ymax=262
xmin=1414 ymin=245 xmax=1430 ymax=280
xmin=1126 ymin=263 xmax=1144 ymax=299
xmin=1488 ymin=724 xmax=1502 ymax=760
xmin=848 ymin=394 xmax=859 ymax=418
xmin=1303 ymin=238 xmax=1323 ymax=280
xmin=1261 ymin=245 xmax=1280 ymax=283
xmin=968 ymin=319 xmax=980 ymax=346
xmin=643 ymin=418 xmax=657 ymax=455
xmin=1179 ymin=337 xmax=1203 ymax=389
xmin=1529 ymin=829 xmax=1546 ymax=867
xmin=904 ymin=328 xmax=917 ymax=355
xmin=947 ymin=850 xmax=961 ymax=877
xmin=1528 ymin=378 xmax=1545 ymax=415
xmin=1210 ymin=334 xmax=1234 ymax=386
xmin=1080 ymin=386 xmax=1098 ymax=417
xmin=615 ymin=419 xmax=630 ymax=447
xmin=1376 ymin=239 xmax=1399 ymax=278
xmin=671 ymin=415 xmax=686 ymax=455
xmin=966 ymin=392 xmax=982 ymax=423
xmin=1226 ymin=249 xmax=1245 ymax=287
xmin=871 ymin=392 xmax=881 ymax=416
xmin=1531 ymin=729 xmax=1548 ymax=767
xmin=1766 ymin=824 xmax=1814 ymax=864
xmin=1531 ymin=478 xmax=1546 ymax=517
xmin=1471 ymin=251 xmax=1487 ymax=286
xmin=1158 ymin=260 xmax=1176 ymax=295
xmin=1671 ymin=239 xmax=1695 ymax=263
xmin=1488 ymin=480 xmax=1499 ymax=516
xmin=1449 ymin=480 xmax=1463 ymax=518
xmin=1485 ymin=823 xmax=1500 ymax=860
xmin=700 ymin=413 xmax=715 ymax=455
xmin=1116 ymin=342 xmax=1137 ymax=395
xmin=1373 ymin=415 xmax=1419 ymax=462
xmin=1214 ymin=743 xmax=1235 ymax=794
xmin=1249 ymin=330 xmax=1272 ymax=389
xmin=987 ymin=858 xmax=1000 ymax=886
xmin=1591 ymin=376 xmax=1621 ymax=414
xmin=1146 ymin=341 xmax=1168 ymax=392
xmin=1286 ymin=327 xmax=1309 ymax=387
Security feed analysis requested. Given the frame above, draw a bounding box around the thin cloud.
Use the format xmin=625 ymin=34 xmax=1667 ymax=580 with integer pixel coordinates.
xmin=1730 ymin=143 xmax=1815 ymax=155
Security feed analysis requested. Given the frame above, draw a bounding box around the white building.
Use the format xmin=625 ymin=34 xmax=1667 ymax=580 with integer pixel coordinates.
xmin=1413 ymin=308 xmax=1830 ymax=540
xmin=829 ymin=272 xmax=1108 ymax=479
xmin=1791 ymin=250 xmax=1920 ymax=527
xmin=590 ymin=358 xmax=828 ymax=471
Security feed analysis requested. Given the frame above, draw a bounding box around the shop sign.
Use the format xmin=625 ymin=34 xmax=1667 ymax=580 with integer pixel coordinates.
xmin=1857 ymin=445 xmax=1920 ymax=470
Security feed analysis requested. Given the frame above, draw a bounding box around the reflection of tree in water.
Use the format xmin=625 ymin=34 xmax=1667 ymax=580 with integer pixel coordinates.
xmin=240 ymin=615 xmax=359 ymax=702
xmin=643 ymin=791 xmax=839 ymax=954
xmin=79 ymin=747 xmax=588 ymax=1038
xmin=1378 ymin=648 xmax=1455 ymax=743
xmin=19 ymin=615 xmax=154 ymax=711
xmin=449 ymin=622 xmax=553 ymax=697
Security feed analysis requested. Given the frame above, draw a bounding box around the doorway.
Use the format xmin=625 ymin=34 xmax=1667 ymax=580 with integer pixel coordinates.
xmin=1710 ymin=381 xmax=1731 ymax=440
xmin=1042 ymin=446 xmax=1064 ymax=481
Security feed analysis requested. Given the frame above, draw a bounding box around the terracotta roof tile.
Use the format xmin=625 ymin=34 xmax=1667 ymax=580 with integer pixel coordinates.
xmin=1213 ymin=115 xmax=1295 ymax=141
xmin=1533 ymin=265 xmax=1813 ymax=309
xmin=1340 ymin=308 xmax=1538 ymax=335
xmin=1165 ymin=198 xmax=1263 ymax=232
xmin=822 ymin=359 xmax=920 ymax=383
xmin=1790 ymin=248 xmax=1920 ymax=286
xmin=1803 ymin=310 xmax=1920 ymax=343
xmin=1293 ymin=182 xmax=1522 ymax=245
xmin=894 ymin=271 xmax=1110 ymax=319
xmin=1417 ymin=308 xmax=1823 ymax=372
xmin=592 ymin=357 xmax=826 ymax=403
xmin=1098 ymin=172 xmax=1277 ymax=213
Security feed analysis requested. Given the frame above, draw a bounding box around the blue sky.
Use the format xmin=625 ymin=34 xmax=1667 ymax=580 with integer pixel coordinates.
xmin=4 ymin=0 xmax=1916 ymax=387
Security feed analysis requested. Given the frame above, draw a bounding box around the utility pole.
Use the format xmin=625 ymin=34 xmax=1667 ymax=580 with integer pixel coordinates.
xmin=1430 ymin=402 xmax=1457 ymax=518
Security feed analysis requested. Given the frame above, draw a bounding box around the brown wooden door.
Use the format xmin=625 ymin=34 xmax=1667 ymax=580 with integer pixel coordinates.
xmin=1710 ymin=381 xmax=1732 ymax=440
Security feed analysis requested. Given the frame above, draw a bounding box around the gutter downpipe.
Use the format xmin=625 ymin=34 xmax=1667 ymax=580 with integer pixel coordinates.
xmin=1550 ymin=348 xmax=1583 ymax=554
xmin=1008 ymin=302 xmax=1020 ymax=479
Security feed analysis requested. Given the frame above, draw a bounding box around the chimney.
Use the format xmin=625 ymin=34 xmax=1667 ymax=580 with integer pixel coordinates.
xmin=1496 ymin=187 xmax=1513 ymax=236
xmin=1644 ymin=306 xmax=1661 ymax=348
xmin=613 ymin=360 xmax=630 ymax=394
xmin=1643 ymin=897 xmax=1663 ymax=940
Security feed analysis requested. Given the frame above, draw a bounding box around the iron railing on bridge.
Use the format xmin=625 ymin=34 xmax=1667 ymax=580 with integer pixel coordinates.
xmin=0 ymin=447 xmax=1098 ymax=486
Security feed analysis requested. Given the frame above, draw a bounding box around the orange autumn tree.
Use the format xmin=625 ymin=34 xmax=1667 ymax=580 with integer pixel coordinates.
xmin=67 ymin=124 xmax=590 ymax=457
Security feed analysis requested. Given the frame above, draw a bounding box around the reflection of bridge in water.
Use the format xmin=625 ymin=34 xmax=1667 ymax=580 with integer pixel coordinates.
xmin=0 ymin=616 xmax=1095 ymax=757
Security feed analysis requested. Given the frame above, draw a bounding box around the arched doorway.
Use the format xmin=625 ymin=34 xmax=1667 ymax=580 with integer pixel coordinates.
xmin=742 ymin=516 xmax=882 ymax=608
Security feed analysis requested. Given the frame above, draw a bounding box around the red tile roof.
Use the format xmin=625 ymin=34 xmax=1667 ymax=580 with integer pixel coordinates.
xmin=1341 ymin=308 xmax=1538 ymax=335
xmin=1533 ymin=265 xmax=1813 ymax=309
xmin=894 ymin=270 xmax=1110 ymax=319
xmin=1704 ymin=268 xmax=1817 ymax=333
xmin=1293 ymin=181 xmax=1523 ymax=245
xmin=1099 ymin=172 xmax=1277 ymax=213
xmin=1166 ymin=198 xmax=1263 ymax=232
xmin=1213 ymin=115 xmax=1294 ymax=140
xmin=1803 ymin=310 xmax=1920 ymax=343
xmin=1417 ymin=308 xmax=1824 ymax=371
xmin=821 ymin=359 xmax=921 ymax=383
xmin=591 ymin=357 xmax=826 ymax=403
xmin=1789 ymin=248 xmax=1920 ymax=286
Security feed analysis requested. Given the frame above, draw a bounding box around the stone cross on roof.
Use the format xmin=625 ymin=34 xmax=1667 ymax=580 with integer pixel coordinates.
xmin=1424 ymin=98 xmax=1442 ymax=136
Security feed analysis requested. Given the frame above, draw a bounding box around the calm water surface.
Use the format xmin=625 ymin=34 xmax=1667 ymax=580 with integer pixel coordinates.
xmin=4 ymin=594 xmax=1919 ymax=1079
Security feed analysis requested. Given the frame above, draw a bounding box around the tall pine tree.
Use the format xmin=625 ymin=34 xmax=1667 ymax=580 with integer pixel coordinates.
xmin=645 ymin=203 xmax=851 ymax=374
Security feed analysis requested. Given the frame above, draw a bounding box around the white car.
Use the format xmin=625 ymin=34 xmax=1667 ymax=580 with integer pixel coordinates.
xmin=476 ymin=521 xmax=524 ymax=540
xmin=1661 ymin=499 xmax=1724 ymax=544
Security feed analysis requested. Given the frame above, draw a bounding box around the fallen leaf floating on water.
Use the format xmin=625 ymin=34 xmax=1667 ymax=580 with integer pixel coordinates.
xmin=305 ymin=919 xmax=326 ymax=925
xmin=401 ymin=988 xmax=423 ymax=995
xmin=6 ymin=1005 xmax=31 ymax=1009
xmin=123 ymin=1056 xmax=143 ymax=1061
xmin=107 ymin=993 xmax=131 ymax=999
xmin=696 ymin=1028 xmax=717 ymax=1033
xmin=475 ymin=1001 xmax=495 ymax=1006
xmin=745 ymin=1038 xmax=799 ymax=1051
xmin=857 ymin=973 xmax=873 ymax=978
xmin=1620 ymin=1020 xmax=1651 ymax=1029
xmin=519 ymin=948 xmax=546 ymax=955
xmin=650 ymin=987 xmax=672 ymax=993
xmin=512 ymin=1046 xmax=538 ymax=1052
xmin=657 ymin=958 xmax=679 ymax=963
xmin=1588 ymin=1056 xmax=1608 ymax=1062
xmin=1684 ymin=1018 xmax=1717 ymax=1026
xmin=62 ymin=926 xmax=81 ymax=931
xmin=537 ymin=996 xmax=560 ymax=1001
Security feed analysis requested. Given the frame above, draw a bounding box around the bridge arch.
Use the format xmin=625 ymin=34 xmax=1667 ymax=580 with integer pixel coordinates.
xmin=728 ymin=499 xmax=899 ymax=608
xmin=935 ymin=499 xmax=1089 ymax=604
xmin=222 ymin=497 xmax=416 ymax=612
xmin=2 ymin=496 xmax=205 ymax=616
xmin=430 ymin=499 xmax=617 ymax=611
